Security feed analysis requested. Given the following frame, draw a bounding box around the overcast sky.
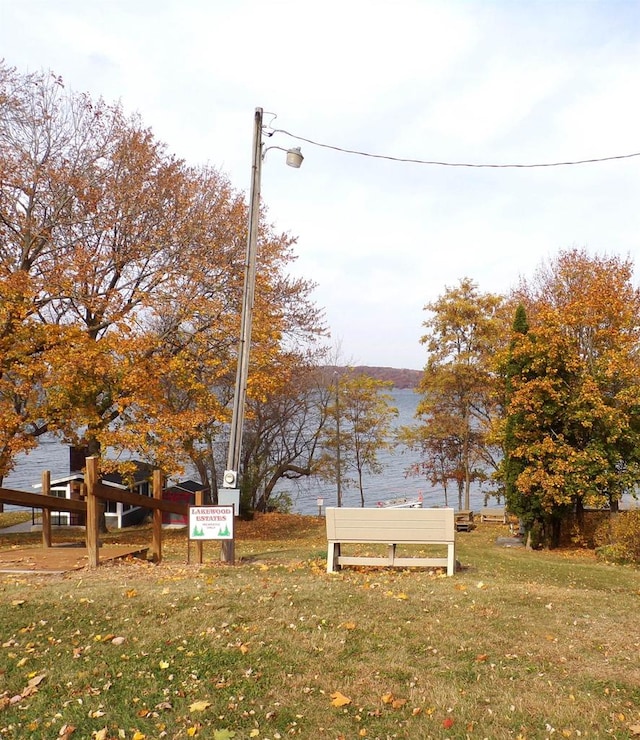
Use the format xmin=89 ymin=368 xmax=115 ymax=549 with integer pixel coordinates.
xmin=2 ymin=0 xmax=640 ymax=370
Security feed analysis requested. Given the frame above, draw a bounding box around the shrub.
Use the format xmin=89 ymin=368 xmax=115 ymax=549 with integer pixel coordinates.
xmin=594 ymin=510 xmax=640 ymax=564
xmin=266 ymin=491 xmax=293 ymax=514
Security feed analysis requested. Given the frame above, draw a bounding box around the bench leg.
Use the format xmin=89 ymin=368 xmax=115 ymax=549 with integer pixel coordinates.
xmin=447 ymin=543 xmax=456 ymax=576
xmin=327 ymin=542 xmax=340 ymax=572
xmin=388 ymin=544 xmax=396 ymax=565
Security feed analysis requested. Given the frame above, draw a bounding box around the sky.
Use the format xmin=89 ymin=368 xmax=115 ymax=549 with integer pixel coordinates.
xmin=2 ymin=0 xmax=640 ymax=370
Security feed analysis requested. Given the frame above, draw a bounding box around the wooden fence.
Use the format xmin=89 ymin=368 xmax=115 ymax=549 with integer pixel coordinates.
xmin=0 ymin=456 xmax=191 ymax=567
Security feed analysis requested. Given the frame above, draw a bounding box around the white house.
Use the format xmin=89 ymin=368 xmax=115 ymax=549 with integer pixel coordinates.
xmin=34 ymin=460 xmax=154 ymax=529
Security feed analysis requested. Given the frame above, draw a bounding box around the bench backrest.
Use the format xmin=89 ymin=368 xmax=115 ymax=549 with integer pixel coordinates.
xmin=325 ymin=507 xmax=454 ymax=544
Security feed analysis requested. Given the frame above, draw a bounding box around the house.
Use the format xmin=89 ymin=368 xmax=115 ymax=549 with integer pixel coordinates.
xmin=34 ymin=459 xmax=155 ymax=529
xmin=32 ymin=447 xmax=210 ymax=529
xmin=162 ymin=480 xmax=207 ymax=527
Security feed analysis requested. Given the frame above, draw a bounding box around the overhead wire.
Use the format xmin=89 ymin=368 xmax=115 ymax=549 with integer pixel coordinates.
xmin=271 ymin=127 xmax=640 ymax=169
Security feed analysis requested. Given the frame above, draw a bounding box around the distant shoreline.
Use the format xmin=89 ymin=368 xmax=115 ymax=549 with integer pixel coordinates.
xmin=328 ymin=366 xmax=422 ymax=389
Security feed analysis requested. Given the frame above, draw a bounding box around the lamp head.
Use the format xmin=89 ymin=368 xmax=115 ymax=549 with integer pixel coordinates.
xmin=286 ymin=147 xmax=304 ymax=168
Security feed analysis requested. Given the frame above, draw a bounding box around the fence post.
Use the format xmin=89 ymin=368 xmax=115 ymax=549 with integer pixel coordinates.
xmin=151 ymin=469 xmax=163 ymax=563
xmin=195 ymin=490 xmax=204 ymax=565
xmin=41 ymin=471 xmax=52 ymax=548
xmin=85 ymin=456 xmax=100 ymax=568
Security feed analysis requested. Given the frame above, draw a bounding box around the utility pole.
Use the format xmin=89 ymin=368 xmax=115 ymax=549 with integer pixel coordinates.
xmin=335 ymin=372 xmax=342 ymax=507
xmin=220 ymin=107 xmax=303 ymax=561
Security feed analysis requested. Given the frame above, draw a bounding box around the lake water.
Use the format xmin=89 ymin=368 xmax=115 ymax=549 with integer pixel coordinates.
xmin=2 ymin=389 xmax=494 ymax=514
xmin=287 ymin=388 xmax=492 ymax=514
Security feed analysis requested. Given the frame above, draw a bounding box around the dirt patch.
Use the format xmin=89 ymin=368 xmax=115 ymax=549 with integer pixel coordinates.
xmin=0 ymin=543 xmax=148 ymax=573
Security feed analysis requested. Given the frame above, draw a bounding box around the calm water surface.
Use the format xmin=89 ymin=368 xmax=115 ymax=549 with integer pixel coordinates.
xmin=3 ymin=389 xmax=494 ymax=514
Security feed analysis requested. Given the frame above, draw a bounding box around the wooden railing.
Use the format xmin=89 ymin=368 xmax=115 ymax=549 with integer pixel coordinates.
xmin=0 ymin=456 xmax=193 ymax=567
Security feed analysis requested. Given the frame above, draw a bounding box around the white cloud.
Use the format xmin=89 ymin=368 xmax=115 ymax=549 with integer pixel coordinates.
xmin=2 ymin=0 xmax=640 ymax=368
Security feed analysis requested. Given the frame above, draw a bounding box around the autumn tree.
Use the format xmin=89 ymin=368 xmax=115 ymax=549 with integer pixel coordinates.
xmin=0 ymin=64 xmax=81 ymax=481
xmin=412 ymin=278 xmax=506 ymax=509
xmin=0 ymin=62 xmax=325 ymax=495
xmin=399 ymin=411 xmax=465 ymax=508
xmin=320 ymin=371 xmax=398 ymax=507
xmin=502 ymin=249 xmax=640 ymax=546
xmin=236 ymin=360 xmax=332 ymax=513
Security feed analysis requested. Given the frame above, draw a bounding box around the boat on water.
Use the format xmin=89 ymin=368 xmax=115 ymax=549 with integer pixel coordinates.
xmin=376 ymin=494 xmax=423 ymax=509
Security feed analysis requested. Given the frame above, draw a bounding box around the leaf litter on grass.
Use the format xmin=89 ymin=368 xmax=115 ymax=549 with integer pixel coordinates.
xmin=1 ymin=515 xmax=640 ymax=738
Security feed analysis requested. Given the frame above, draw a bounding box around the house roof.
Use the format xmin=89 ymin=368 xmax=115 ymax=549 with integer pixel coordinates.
xmin=101 ymin=460 xmax=154 ymax=487
xmin=34 ymin=460 xmax=154 ymax=489
xmin=34 ymin=473 xmax=84 ymax=489
xmin=168 ymin=480 xmax=208 ymax=494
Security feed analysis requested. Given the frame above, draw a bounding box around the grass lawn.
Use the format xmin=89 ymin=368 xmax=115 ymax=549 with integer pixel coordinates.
xmin=0 ymin=511 xmax=32 ymax=529
xmin=0 ymin=514 xmax=639 ymax=739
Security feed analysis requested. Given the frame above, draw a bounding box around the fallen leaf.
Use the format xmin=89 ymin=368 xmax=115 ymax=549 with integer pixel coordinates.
xmin=442 ymin=717 xmax=454 ymax=729
xmin=249 ymin=731 xmax=260 ymax=738
xmin=190 ymin=700 xmax=212 ymax=712
xmin=27 ymin=674 xmax=46 ymax=688
xmin=11 ymin=599 xmax=25 ymax=606
xmin=330 ymin=691 xmax=352 ymax=707
xmin=392 ymin=698 xmax=407 ymax=709
xmin=93 ymin=729 xmax=108 ymax=740
xmin=59 ymin=725 xmax=76 ymax=738
xmin=159 ymin=660 xmax=170 ymax=670
xmin=132 ymin=732 xmax=146 ymax=740
xmin=343 ymin=622 xmax=357 ymax=630
xmin=213 ymin=730 xmax=236 ymax=740
xmin=381 ymin=693 xmax=394 ymax=704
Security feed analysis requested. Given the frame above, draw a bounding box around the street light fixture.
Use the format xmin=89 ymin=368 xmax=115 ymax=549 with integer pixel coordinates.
xmin=220 ymin=107 xmax=302 ymax=560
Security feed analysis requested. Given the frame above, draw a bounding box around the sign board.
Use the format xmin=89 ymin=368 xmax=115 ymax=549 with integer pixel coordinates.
xmin=188 ymin=505 xmax=234 ymax=540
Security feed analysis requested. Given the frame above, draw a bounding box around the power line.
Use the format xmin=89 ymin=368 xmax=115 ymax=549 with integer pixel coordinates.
xmin=272 ymin=127 xmax=640 ymax=169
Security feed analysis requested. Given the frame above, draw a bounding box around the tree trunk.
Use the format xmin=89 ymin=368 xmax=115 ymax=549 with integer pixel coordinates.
xmin=463 ymin=405 xmax=471 ymax=510
xmin=575 ymin=496 xmax=584 ymax=529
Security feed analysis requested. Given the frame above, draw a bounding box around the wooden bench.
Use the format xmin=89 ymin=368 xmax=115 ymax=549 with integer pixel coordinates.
xmin=455 ymin=509 xmax=474 ymax=531
xmin=480 ymin=507 xmax=507 ymax=524
xmin=325 ymin=507 xmax=456 ymax=576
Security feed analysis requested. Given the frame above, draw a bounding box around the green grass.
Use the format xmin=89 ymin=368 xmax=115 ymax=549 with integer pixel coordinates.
xmin=0 ymin=511 xmax=32 ymax=529
xmin=1 ymin=515 xmax=639 ymax=739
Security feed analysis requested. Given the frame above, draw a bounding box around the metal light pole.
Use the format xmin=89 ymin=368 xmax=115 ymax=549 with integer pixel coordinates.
xmin=224 ymin=107 xmax=263 ymax=491
xmin=220 ymin=107 xmax=303 ymax=562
